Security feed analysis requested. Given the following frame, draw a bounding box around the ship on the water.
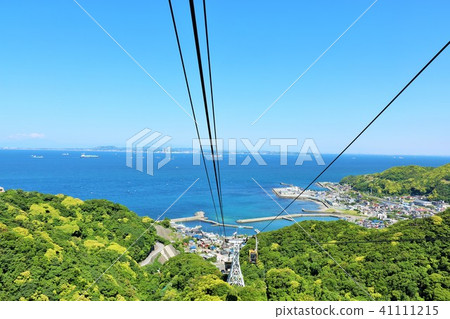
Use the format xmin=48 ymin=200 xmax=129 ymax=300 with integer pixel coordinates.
xmin=80 ymin=154 xmax=99 ymax=158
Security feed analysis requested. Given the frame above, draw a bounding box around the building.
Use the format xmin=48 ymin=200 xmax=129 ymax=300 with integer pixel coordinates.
xmin=0 ymin=187 xmax=4 ymax=193
xmin=414 ymin=199 xmax=433 ymax=207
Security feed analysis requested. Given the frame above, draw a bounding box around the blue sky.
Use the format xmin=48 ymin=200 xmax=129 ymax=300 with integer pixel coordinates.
xmin=0 ymin=0 xmax=449 ymax=155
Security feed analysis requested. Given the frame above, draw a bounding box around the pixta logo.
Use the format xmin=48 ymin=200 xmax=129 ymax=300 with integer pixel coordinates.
xmin=193 ymin=138 xmax=325 ymax=166
xmin=127 ymin=128 xmax=325 ymax=176
xmin=126 ymin=129 xmax=172 ymax=176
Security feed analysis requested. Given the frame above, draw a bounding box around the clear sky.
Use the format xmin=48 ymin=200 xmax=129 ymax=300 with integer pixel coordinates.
xmin=0 ymin=0 xmax=449 ymax=155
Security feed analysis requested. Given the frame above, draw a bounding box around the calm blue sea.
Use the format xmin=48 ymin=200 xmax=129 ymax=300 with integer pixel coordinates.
xmin=0 ymin=150 xmax=448 ymax=234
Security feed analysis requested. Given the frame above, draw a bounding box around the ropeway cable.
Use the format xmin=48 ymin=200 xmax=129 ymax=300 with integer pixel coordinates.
xmin=167 ymin=0 xmax=222 ymax=234
xmin=189 ymin=0 xmax=227 ymax=236
xmin=202 ymin=0 xmax=225 ymax=235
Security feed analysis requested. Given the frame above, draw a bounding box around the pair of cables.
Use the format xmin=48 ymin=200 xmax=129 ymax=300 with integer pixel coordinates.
xmin=168 ymin=0 xmax=226 ymax=236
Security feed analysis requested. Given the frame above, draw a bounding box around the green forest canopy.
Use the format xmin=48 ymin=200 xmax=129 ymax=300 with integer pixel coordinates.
xmin=0 ymin=190 xmax=449 ymax=300
xmin=241 ymin=210 xmax=450 ymax=301
xmin=0 ymin=190 xmax=237 ymax=301
xmin=340 ymin=163 xmax=450 ymax=202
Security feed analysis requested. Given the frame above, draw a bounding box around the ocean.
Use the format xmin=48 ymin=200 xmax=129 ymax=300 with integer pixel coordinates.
xmin=0 ymin=150 xmax=448 ymax=234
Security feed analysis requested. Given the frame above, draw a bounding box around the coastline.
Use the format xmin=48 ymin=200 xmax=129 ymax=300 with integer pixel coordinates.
xmin=170 ymin=197 xmax=352 ymax=231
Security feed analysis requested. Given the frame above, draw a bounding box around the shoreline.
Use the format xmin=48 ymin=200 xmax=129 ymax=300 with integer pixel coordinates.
xmin=170 ymin=195 xmax=344 ymax=231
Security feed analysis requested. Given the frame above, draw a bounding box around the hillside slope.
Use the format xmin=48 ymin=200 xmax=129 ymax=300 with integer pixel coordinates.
xmin=241 ymin=210 xmax=450 ymax=301
xmin=0 ymin=190 xmax=158 ymax=300
xmin=1 ymin=190 xmax=448 ymax=301
xmin=0 ymin=190 xmax=238 ymax=301
xmin=340 ymin=163 xmax=450 ymax=202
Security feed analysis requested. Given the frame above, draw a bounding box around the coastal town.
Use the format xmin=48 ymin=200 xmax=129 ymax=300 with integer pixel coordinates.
xmin=271 ymin=182 xmax=448 ymax=229
xmin=172 ymin=223 xmax=247 ymax=274
xmin=143 ymin=222 xmax=247 ymax=276
xmin=307 ymin=182 xmax=447 ymax=229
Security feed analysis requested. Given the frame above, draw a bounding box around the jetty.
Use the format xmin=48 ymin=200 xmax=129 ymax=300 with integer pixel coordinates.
xmin=206 ymin=220 xmax=254 ymax=229
xmin=170 ymin=211 xmax=207 ymax=223
xmin=236 ymin=213 xmax=344 ymax=224
xmin=171 ymin=211 xmax=253 ymax=229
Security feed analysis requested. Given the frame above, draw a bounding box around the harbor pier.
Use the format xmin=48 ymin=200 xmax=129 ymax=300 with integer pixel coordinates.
xmin=171 ymin=211 xmax=254 ymax=229
xmin=235 ymin=213 xmax=344 ymax=224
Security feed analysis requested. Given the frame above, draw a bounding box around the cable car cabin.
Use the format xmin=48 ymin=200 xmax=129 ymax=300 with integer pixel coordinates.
xmin=224 ymin=260 xmax=232 ymax=272
xmin=249 ymin=249 xmax=258 ymax=264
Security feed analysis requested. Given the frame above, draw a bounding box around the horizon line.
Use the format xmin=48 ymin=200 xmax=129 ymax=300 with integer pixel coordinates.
xmin=1 ymin=147 xmax=449 ymax=158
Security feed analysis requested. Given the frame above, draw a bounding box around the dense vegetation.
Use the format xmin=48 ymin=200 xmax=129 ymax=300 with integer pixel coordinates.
xmin=0 ymin=190 xmax=159 ymax=300
xmin=1 ymin=190 xmax=449 ymax=300
xmin=0 ymin=190 xmax=238 ymax=301
xmin=154 ymin=253 xmax=239 ymax=301
xmin=240 ymin=210 xmax=450 ymax=301
xmin=340 ymin=163 xmax=450 ymax=202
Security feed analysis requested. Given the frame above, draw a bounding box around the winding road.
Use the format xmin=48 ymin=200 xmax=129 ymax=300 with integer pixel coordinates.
xmin=139 ymin=242 xmax=164 ymax=266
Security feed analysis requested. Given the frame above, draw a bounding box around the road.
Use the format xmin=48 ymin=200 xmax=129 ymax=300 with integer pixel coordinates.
xmin=139 ymin=242 xmax=164 ymax=266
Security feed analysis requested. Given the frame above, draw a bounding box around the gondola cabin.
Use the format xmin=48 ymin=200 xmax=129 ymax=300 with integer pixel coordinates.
xmin=249 ymin=249 xmax=258 ymax=264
